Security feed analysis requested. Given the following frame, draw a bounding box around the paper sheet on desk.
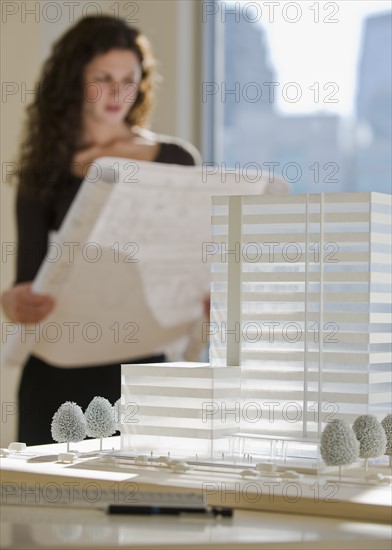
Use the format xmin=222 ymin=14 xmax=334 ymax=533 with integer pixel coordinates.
xmin=2 ymin=158 xmax=289 ymax=367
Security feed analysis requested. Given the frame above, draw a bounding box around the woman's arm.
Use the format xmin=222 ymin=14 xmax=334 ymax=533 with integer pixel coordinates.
xmin=71 ymin=131 xmax=202 ymax=178
xmin=15 ymin=189 xmax=53 ymax=283
xmin=71 ymin=140 xmax=160 ymax=178
xmin=1 ymin=189 xmax=55 ymax=323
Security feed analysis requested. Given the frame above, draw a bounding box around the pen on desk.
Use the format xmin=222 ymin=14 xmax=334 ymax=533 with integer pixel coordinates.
xmin=107 ymin=505 xmax=233 ymax=517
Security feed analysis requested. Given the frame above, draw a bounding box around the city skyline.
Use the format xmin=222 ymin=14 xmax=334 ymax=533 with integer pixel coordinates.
xmin=222 ymin=7 xmax=391 ymax=194
xmin=251 ymin=1 xmax=391 ymax=116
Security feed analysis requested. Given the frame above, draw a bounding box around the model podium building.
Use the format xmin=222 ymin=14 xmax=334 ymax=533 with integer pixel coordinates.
xmin=121 ymin=193 xmax=391 ymax=458
xmin=121 ymin=363 xmax=240 ymax=454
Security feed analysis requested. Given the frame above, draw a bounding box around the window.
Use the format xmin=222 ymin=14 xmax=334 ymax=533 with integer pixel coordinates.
xmin=202 ymin=0 xmax=392 ymax=194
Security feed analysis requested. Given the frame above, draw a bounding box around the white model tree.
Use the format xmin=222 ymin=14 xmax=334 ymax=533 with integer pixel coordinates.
xmin=381 ymin=414 xmax=392 ymax=467
xmin=352 ymin=415 xmax=387 ymax=471
xmin=320 ymin=419 xmax=359 ymax=478
xmin=51 ymin=402 xmax=87 ymax=452
xmin=85 ymin=397 xmax=116 ymax=450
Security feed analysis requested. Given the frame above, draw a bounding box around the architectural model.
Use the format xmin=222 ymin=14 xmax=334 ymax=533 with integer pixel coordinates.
xmin=2 ymin=195 xmax=391 ymax=527
xmin=120 ymin=192 xmax=391 ymax=465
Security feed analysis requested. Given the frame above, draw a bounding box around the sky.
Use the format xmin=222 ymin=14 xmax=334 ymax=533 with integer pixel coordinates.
xmin=247 ymin=0 xmax=392 ymax=116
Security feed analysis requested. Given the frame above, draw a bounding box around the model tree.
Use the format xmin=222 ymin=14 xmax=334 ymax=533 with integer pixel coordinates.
xmin=381 ymin=414 xmax=392 ymax=467
xmin=352 ymin=415 xmax=387 ymax=471
xmin=51 ymin=402 xmax=87 ymax=452
xmin=320 ymin=419 xmax=359 ymax=477
xmin=85 ymin=396 xmax=116 ymax=450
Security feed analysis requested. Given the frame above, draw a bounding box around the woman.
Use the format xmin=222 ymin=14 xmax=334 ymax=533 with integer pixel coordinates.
xmin=1 ymin=16 xmax=201 ymax=445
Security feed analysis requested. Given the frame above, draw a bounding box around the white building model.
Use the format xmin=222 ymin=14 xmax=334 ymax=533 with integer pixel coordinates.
xmin=121 ymin=362 xmax=240 ymax=455
xmin=121 ymin=192 xmax=391 ymax=461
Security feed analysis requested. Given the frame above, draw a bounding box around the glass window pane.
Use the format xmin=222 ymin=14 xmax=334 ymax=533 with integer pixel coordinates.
xmin=210 ymin=0 xmax=392 ymax=193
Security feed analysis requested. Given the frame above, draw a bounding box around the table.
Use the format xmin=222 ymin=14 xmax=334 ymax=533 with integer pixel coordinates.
xmin=1 ymin=438 xmax=391 ymax=549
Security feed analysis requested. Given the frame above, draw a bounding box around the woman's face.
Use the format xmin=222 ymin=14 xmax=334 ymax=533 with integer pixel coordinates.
xmin=83 ymin=49 xmax=142 ymax=126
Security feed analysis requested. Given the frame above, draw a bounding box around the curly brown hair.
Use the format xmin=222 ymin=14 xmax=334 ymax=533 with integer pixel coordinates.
xmin=16 ymin=16 xmax=155 ymax=197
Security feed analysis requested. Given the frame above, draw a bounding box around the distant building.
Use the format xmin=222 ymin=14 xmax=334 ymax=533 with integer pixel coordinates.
xmin=223 ymin=13 xmax=275 ymax=129
xmin=356 ymin=12 xmax=392 ymax=141
xmin=353 ymin=12 xmax=392 ymax=193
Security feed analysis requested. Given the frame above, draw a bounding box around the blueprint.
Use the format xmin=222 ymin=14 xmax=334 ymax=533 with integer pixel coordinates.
xmin=2 ymin=158 xmax=288 ymax=367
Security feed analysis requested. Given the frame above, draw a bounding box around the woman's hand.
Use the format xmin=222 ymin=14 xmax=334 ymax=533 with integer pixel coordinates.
xmin=1 ymin=283 xmax=55 ymax=323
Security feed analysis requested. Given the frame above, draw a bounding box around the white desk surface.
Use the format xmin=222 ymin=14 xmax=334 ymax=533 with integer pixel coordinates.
xmin=1 ymin=438 xmax=391 ymax=550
